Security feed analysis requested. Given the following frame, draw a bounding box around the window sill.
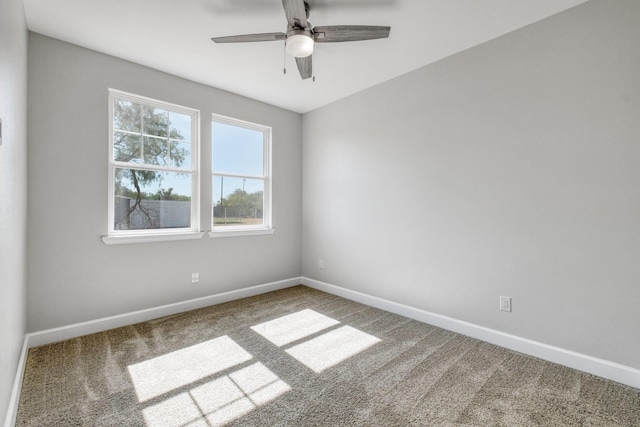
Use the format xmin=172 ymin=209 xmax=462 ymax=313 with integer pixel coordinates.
xmin=102 ymin=231 xmax=206 ymax=245
xmin=208 ymin=228 xmax=275 ymax=238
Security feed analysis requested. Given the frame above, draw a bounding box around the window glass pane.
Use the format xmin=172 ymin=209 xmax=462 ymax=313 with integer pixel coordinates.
xmin=114 ymin=168 xmax=192 ymax=230
xmin=170 ymin=141 xmax=192 ymax=169
xmin=170 ymin=112 xmax=191 ymax=142
xmin=114 ymin=131 xmax=142 ymax=163
xmin=212 ymin=121 xmax=263 ymax=176
xmin=143 ymin=106 xmax=168 ymax=138
xmin=213 ymin=175 xmax=264 ymax=227
xmin=114 ymin=99 xmax=140 ymax=132
xmin=143 ymin=136 xmax=169 ymax=166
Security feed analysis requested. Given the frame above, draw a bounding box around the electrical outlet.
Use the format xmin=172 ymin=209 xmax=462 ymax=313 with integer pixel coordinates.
xmin=318 ymin=259 xmax=324 ymax=269
xmin=499 ymin=296 xmax=511 ymax=312
xmin=191 ymin=272 xmax=199 ymax=284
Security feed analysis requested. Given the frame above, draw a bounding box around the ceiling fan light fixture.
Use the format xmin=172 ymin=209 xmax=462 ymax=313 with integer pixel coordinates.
xmin=286 ymin=33 xmax=314 ymax=58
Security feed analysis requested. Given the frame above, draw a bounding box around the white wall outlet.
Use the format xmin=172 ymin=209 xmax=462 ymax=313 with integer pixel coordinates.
xmin=318 ymin=259 xmax=324 ymax=269
xmin=499 ymin=296 xmax=511 ymax=312
xmin=191 ymin=272 xmax=199 ymax=284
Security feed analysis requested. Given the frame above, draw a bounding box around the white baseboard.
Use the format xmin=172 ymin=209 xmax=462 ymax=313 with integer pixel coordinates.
xmin=4 ymin=337 xmax=28 ymax=427
xmin=301 ymin=276 xmax=640 ymax=389
xmin=26 ymin=277 xmax=301 ymax=348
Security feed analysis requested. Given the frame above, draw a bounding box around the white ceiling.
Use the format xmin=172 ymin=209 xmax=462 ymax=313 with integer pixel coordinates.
xmin=23 ymin=0 xmax=587 ymax=113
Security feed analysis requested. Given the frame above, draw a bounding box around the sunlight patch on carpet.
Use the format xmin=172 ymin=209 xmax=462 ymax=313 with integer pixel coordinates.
xmin=140 ymin=362 xmax=291 ymax=427
xmin=286 ymin=325 xmax=381 ymax=373
xmin=128 ymin=335 xmax=252 ymax=402
xmin=129 ymin=311 xmax=380 ymax=425
xmin=251 ymin=309 xmax=340 ymax=346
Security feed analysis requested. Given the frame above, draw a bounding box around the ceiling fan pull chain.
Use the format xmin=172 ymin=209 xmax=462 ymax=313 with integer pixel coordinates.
xmin=283 ymin=43 xmax=287 ymax=74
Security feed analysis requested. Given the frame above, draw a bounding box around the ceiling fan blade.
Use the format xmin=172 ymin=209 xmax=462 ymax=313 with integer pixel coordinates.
xmin=295 ymin=55 xmax=312 ymax=80
xmin=313 ymin=25 xmax=390 ymax=42
xmin=211 ymin=32 xmax=285 ymax=43
xmin=282 ymin=0 xmax=308 ymax=28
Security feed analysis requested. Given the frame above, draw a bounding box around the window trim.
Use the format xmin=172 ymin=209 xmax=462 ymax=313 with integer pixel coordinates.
xmin=211 ymin=113 xmax=273 ymax=235
xmin=106 ymin=89 xmax=201 ymax=241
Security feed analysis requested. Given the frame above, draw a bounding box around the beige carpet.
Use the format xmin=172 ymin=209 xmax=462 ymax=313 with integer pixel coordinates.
xmin=16 ymin=285 xmax=640 ymax=426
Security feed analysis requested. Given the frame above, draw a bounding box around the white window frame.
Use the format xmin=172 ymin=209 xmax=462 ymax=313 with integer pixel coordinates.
xmin=103 ymin=89 xmax=203 ymax=244
xmin=210 ymin=113 xmax=273 ymax=238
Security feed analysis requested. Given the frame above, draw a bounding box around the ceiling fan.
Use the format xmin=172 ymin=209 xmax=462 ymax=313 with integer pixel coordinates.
xmin=211 ymin=0 xmax=391 ymax=80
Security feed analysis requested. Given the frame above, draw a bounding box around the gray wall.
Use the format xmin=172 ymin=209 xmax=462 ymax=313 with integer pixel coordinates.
xmin=302 ymin=0 xmax=640 ymax=369
xmin=0 ymin=0 xmax=28 ymax=421
xmin=27 ymin=33 xmax=302 ymax=331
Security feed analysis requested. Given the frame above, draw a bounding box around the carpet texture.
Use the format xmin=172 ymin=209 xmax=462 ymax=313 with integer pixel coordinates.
xmin=16 ymin=285 xmax=640 ymax=426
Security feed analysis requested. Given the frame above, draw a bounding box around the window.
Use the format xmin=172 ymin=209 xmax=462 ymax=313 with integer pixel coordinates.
xmin=107 ymin=90 xmax=200 ymax=239
xmin=211 ymin=115 xmax=272 ymax=235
